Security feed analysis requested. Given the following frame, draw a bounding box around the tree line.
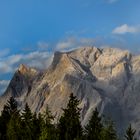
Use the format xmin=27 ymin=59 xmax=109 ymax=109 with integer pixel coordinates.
xmin=0 ymin=93 xmax=138 ymax=140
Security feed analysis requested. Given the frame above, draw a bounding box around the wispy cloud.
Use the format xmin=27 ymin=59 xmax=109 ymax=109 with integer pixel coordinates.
xmin=112 ymin=24 xmax=140 ymax=34
xmin=0 ymin=51 xmax=53 ymax=75
xmin=37 ymin=41 xmax=49 ymax=51
xmin=0 ymin=48 xmax=10 ymax=57
xmin=56 ymin=37 xmax=95 ymax=51
xmin=56 ymin=38 xmax=76 ymax=51
xmin=21 ymin=41 xmax=49 ymax=52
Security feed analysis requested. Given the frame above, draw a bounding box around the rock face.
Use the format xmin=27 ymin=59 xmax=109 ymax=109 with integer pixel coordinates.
xmin=1 ymin=47 xmax=140 ymax=136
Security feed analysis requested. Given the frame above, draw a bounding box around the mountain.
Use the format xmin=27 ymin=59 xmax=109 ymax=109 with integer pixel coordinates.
xmin=1 ymin=47 xmax=140 ymax=136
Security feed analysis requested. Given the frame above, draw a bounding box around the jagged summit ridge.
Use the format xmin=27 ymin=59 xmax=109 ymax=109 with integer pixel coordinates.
xmin=18 ymin=64 xmax=38 ymax=75
xmin=1 ymin=47 xmax=140 ymax=136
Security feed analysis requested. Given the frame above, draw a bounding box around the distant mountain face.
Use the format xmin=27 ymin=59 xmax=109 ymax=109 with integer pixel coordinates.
xmin=1 ymin=47 xmax=140 ymax=136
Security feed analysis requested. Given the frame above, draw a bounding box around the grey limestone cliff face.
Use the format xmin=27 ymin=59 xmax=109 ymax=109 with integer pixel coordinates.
xmin=1 ymin=47 xmax=140 ymax=136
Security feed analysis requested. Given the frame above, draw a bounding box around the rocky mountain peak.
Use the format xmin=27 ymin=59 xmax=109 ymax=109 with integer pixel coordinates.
xmin=51 ymin=51 xmax=73 ymax=69
xmin=18 ymin=64 xmax=38 ymax=76
xmin=18 ymin=64 xmax=29 ymax=74
xmin=1 ymin=47 xmax=140 ymax=136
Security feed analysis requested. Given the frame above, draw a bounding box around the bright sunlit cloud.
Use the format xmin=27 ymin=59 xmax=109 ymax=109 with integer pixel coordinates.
xmin=112 ymin=24 xmax=140 ymax=34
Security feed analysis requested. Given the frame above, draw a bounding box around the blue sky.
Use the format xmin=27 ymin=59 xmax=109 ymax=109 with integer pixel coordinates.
xmin=0 ymin=0 xmax=140 ymax=94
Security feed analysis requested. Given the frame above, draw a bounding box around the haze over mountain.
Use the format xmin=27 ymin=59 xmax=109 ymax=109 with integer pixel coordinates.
xmin=1 ymin=47 xmax=140 ymax=136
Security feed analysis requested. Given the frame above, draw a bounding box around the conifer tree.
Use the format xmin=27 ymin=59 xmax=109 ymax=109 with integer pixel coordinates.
xmin=22 ymin=103 xmax=33 ymax=123
xmin=42 ymin=106 xmax=54 ymax=126
xmin=39 ymin=106 xmax=57 ymax=140
xmin=0 ymin=97 xmax=18 ymax=140
xmin=58 ymin=93 xmax=82 ymax=140
xmin=21 ymin=103 xmax=33 ymax=140
xmin=124 ymin=124 xmax=137 ymax=140
xmin=84 ymin=108 xmax=103 ymax=140
xmin=6 ymin=113 xmax=22 ymax=140
xmin=2 ymin=97 xmax=18 ymax=119
xmin=101 ymin=119 xmax=117 ymax=140
xmin=32 ymin=112 xmax=43 ymax=140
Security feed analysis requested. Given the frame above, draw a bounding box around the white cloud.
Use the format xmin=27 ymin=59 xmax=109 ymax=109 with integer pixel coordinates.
xmin=56 ymin=38 xmax=75 ymax=50
xmin=112 ymin=24 xmax=140 ymax=34
xmin=37 ymin=41 xmax=49 ymax=50
xmin=0 ymin=51 xmax=53 ymax=75
xmin=0 ymin=63 xmax=13 ymax=74
xmin=0 ymin=48 xmax=10 ymax=57
xmin=21 ymin=51 xmax=53 ymax=69
xmin=56 ymin=37 xmax=95 ymax=51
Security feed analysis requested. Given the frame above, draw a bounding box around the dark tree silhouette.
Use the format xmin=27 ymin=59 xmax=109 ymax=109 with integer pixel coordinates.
xmin=0 ymin=97 xmax=19 ymax=140
xmin=58 ymin=93 xmax=83 ymax=140
xmin=125 ymin=124 xmax=137 ymax=140
xmin=84 ymin=108 xmax=103 ymax=140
